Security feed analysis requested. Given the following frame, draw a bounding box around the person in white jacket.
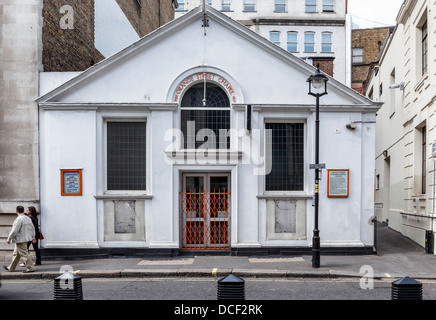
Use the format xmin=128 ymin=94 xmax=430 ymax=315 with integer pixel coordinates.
xmin=3 ymin=206 xmax=36 ymax=273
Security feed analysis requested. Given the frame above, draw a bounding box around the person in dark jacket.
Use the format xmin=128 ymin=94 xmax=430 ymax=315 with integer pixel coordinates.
xmin=25 ymin=206 xmax=42 ymax=265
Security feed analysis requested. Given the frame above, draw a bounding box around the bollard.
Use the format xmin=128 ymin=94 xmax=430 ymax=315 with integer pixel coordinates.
xmin=391 ymin=276 xmax=422 ymax=300
xmin=54 ymin=271 xmax=83 ymax=300
xmin=217 ymin=274 xmax=245 ymax=300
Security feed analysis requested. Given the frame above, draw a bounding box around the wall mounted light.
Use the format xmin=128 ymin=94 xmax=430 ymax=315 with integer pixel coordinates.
xmin=346 ymin=122 xmax=357 ymax=130
xmin=389 ymin=82 xmax=405 ymax=91
xmin=383 ymin=150 xmax=389 ymax=158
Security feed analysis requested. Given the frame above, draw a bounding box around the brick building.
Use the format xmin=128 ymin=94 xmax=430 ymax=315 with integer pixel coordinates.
xmin=351 ymin=27 xmax=393 ymax=95
xmin=43 ymin=0 xmax=177 ymax=72
xmin=0 ymin=0 xmax=176 ymax=261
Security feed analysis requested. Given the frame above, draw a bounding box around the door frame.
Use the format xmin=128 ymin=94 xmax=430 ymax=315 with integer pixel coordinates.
xmin=180 ymin=172 xmax=231 ymax=250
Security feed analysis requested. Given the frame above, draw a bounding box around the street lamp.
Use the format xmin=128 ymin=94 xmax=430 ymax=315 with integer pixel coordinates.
xmin=307 ymin=64 xmax=328 ymax=268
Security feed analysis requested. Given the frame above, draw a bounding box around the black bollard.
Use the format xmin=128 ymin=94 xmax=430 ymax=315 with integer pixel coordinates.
xmin=54 ymin=271 xmax=83 ymax=300
xmin=217 ymin=274 xmax=245 ymax=300
xmin=391 ymin=276 xmax=422 ymax=300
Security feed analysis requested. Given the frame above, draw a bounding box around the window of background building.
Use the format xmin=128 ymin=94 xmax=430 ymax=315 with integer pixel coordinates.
xmin=352 ymin=48 xmax=363 ymax=64
xmin=323 ymin=0 xmax=334 ymax=12
xmin=368 ymin=87 xmax=373 ymax=100
xmin=206 ymin=0 xmax=212 ymax=4
xmin=287 ymin=32 xmax=298 ymax=52
xmin=421 ymin=20 xmax=428 ymax=75
xmin=222 ymin=0 xmax=231 ymax=11
xmin=107 ymin=121 xmax=147 ymax=191
xmin=244 ymin=0 xmax=255 ymax=11
xmin=304 ymin=32 xmax=315 ymax=52
xmin=270 ymin=31 xmax=281 ymax=46
xmin=176 ymin=0 xmax=185 ymax=10
xmin=421 ymin=125 xmax=427 ymax=194
xmin=265 ymin=122 xmax=305 ymax=191
xmin=321 ymin=32 xmax=332 ymax=52
xmin=306 ymin=0 xmax=317 ymax=12
xmin=275 ymin=0 xmax=286 ymax=12
xmin=389 ymin=68 xmax=396 ymax=115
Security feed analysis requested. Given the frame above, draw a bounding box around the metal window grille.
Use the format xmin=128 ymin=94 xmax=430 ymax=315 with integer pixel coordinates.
xmin=180 ymin=190 xmax=231 ymax=250
xmin=181 ymin=83 xmax=230 ymax=149
xmin=107 ymin=122 xmax=146 ymax=190
xmin=265 ymin=123 xmax=305 ymax=191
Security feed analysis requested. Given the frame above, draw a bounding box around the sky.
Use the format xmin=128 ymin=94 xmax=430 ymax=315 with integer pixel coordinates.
xmin=348 ymin=0 xmax=405 ymax=28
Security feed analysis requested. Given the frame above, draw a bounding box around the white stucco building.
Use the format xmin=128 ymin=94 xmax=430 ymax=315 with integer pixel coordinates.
xmin=368 ymin=0 xmax=436 ymax=253
xmin=176 ymin=0 xmax=352 ymax=86
xmin=37 ymin=6 xmax=379 ymax=257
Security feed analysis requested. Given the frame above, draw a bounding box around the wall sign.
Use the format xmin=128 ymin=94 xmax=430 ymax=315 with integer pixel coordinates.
xmin=327 ymin=169 xmax=349 ymax=198
xmin=61 ymin=169 xmax=83 ymax=196
xmin=173 ymin=72 xmax=237 ymax=104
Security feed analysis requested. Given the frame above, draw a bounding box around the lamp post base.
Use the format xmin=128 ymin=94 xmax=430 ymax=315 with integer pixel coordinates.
xmin=312 ymin=229 xmax=320 ymax=268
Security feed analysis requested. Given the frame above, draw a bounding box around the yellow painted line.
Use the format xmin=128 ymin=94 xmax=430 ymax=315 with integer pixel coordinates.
xmin=385 ymin=273 xmax=392 ymax=278
xmin=212 ymin=268 xmax=218 ymax=276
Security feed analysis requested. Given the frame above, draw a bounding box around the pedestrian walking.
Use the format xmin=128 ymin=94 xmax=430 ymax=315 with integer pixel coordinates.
xmin=3 ymin=206 xmax=36 ymax=273
xmin=20 ymin=206 xmax=42 ymax=266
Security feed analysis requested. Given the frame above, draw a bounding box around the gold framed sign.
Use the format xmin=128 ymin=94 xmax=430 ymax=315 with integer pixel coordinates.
xmin=61 ymin=169 xmax=82 ymax=196
xmin=327 ymin=169 xmax=349 ymax=198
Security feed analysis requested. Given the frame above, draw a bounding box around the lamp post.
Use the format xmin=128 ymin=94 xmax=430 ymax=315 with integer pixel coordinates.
xmin=307 ymin=64 xmax=328 ymax=268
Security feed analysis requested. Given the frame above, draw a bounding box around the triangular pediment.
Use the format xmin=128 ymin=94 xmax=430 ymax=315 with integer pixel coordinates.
xmin=37 ymin=5 xmax=380 ymax=111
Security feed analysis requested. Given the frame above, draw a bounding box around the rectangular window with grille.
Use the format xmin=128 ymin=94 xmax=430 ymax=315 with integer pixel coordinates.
xmin=107 ymin=121 xmax=147 ymax=191
xmin=265 ymin=122 xmax=305 ymax=191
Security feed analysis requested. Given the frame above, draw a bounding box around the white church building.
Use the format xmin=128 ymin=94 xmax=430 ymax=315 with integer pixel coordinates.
xmin=37 ymin=6 xmax=380 ymax=258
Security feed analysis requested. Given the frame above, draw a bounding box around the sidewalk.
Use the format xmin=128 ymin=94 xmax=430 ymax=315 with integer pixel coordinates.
xmin=2 ymin=223 xmax=436 ymax=280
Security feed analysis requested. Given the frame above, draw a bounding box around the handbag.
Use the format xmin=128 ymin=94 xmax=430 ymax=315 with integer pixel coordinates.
xmin=39 ymin=232 xmax=44 ymax=240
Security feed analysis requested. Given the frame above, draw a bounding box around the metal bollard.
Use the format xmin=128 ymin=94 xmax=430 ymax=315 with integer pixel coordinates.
xmin=217 ymin=274 xmax=245 ymax=300
xmin=391 ymin=276 xmax=422 ymax=300
xmin=54 ymin=271 xmax=83 ymax=300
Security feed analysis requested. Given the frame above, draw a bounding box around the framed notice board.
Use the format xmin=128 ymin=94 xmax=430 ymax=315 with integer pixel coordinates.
xmin=61 ymin=169 xmax=83 ymax=196
xmin=327 ymin=169 xmax=349 ymax=198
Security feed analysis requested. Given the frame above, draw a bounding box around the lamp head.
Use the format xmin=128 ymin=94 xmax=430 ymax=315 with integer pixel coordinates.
xmin=307 ymin=64 xmax=328 ymax=96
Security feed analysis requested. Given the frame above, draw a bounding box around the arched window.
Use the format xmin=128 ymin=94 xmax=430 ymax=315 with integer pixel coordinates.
xmin=181 ymin=83 xmax=231 ymax=149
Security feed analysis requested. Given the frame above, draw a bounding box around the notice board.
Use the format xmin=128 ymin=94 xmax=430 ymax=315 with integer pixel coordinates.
xmin=61 ymin=169 xmax=83 ymax=196
xmin=327 ymin=169 xmax=349 ymax=198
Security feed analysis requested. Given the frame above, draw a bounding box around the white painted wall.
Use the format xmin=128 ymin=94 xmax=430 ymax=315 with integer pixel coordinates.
xmin=367 ymin=0 xmax=436 ymax=251
xmin=39 ymin=7 xmax=378 ymax=250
